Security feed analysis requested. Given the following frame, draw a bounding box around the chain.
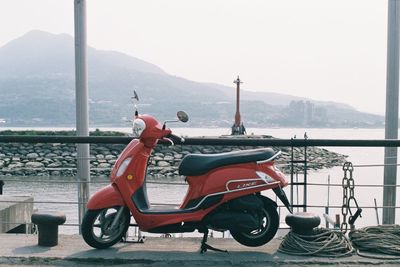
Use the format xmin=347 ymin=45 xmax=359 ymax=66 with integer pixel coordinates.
xmin=341 ymin=162 xmax=351 ymax=233
xmin=341 ymin=161 xmax=362 ymax=234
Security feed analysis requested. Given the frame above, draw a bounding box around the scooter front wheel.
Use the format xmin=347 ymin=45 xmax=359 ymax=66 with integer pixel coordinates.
xmin=81 ymin=206 xmax=131 ymax=249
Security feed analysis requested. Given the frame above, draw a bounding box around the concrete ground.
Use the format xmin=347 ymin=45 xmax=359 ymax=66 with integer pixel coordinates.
xmin=0 ymin=234 xmax=399 ymax=266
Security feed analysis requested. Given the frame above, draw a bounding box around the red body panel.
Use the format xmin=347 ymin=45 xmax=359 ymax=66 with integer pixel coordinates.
xmin=180 ymin=161 xmax=284 ymax=209
xmin=87 ymin=184 xmax=125 ymax=209
xmin=86 ymin=114 xmax=288 ymax=232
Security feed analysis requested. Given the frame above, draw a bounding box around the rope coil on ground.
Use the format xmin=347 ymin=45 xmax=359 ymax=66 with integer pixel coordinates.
xmin=349 ymin=225 xmax=400 ymax=259
xmin=278 ymin=228 xmax=354 ymax=257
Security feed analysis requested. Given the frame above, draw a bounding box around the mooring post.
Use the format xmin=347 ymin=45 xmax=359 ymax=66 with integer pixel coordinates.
xmin=383 ymin=0 xmax=400 ymax=225
xmin=74 ymin=0 xmax=90 ymax=232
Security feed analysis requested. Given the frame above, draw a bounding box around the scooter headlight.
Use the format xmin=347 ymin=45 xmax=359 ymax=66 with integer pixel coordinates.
xmin=132 ymin=118 xmax=146 ymax=137
xmin=116 ymin=157 xmax=132 ymax=177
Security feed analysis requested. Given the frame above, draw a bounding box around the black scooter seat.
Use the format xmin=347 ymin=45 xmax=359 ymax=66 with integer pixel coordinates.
xmin=179 ymin=148 xmax=278 ymax=176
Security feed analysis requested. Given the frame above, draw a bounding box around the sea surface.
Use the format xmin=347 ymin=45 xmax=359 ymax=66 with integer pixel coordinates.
xmin=1 ymin=127 xmax=395 ymax=234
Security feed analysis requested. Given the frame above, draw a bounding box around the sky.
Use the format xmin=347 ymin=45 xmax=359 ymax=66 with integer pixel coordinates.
xmin=0 ymin=0 xmax=390 ymax=115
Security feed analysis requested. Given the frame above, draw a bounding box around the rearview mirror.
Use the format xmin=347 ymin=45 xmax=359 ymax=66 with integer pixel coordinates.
xmin=177 ymin=111 xmax=189 ymax=123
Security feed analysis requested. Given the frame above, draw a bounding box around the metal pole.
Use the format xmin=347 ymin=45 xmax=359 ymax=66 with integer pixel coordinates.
xmin=303 ymin=144 xmax=307 ymax=212
xmin=290 ymin=144 xmax=294 ymax=208
xmin=234 ymin=76 xmax=241 ymax=126
xmin=326 ymin=175 xmax=330 ymax=228
xmin=74 ymin=0 xmax=90 ymax=232
xmin=0 ymin=180 xmax=4 ymax=195
xmin=383 ymin=0 xmax=400 ymax=225
xmin=232 ymin=76 xmax=244 ymax=135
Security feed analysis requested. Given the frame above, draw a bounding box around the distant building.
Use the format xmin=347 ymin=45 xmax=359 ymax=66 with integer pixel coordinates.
xmin=304 ymin=101 xmax=314 ymax=126
xmin=313 ymin=106 xmax=328 ymax=125
xmin=288 ymin=100 xmax=321 ymax=126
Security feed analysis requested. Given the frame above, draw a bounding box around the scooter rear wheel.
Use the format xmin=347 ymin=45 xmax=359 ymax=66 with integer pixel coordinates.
xmin=230 ymin=202 xmax=279 ymax=247
xmin=81 ymin=206 xmax=131 ymax=249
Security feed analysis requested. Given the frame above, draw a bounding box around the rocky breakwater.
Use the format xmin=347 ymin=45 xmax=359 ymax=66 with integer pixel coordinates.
xmin=0 ymin=142 xmax=125 ymax=177
xmin=0 ymin=133 xmax=347 ymax=178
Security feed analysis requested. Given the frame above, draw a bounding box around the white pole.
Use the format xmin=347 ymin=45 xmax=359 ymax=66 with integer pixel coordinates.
xmin=74 ymin=0 xmax=90 ymax=232
xmin=383 ymin=0 xmax=400 ymax=225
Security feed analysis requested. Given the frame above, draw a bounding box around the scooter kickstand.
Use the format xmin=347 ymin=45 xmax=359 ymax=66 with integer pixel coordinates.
xmin=200 ymin=229 xmax=228 ymax=254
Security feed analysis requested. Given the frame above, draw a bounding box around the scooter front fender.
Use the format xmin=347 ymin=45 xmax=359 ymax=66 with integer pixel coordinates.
xmin=87 ymin=184 xmax=125 ymax=210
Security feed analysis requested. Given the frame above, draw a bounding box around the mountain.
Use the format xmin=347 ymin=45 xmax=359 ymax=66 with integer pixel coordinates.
xmin=0 ymin=30 xmax=384 ymax=128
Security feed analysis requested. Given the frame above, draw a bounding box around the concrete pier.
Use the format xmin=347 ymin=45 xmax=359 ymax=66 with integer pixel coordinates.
xmin=0 ymin=196 xmax=33 ymax=233
xmin=0 ymin=234 xmax=399 ymax=266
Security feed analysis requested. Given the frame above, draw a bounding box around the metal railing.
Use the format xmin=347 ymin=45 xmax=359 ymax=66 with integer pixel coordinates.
xmin=1 ymin=135 xmax=400 ymax=235
xmin=2 ymin=135 xmax=400 ymax=146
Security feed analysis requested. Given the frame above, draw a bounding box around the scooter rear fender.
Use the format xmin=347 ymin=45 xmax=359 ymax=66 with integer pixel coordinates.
xmin=87 ymin=184 xmax=125 ymax=210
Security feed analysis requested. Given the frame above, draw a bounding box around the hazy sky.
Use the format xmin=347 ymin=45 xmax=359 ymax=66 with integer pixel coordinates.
xmin=0 ymin=0 xmax=390 ymax=114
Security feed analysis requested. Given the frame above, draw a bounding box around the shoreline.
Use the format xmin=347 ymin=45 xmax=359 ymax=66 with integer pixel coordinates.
xmin=0 ymin=130 xmax=347 ymax=177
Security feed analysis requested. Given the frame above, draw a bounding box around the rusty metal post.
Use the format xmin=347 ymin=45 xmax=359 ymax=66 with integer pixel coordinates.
xmin=234 ymin=76 xmax=241 ymax=126
xmin=231 ymin=76 xmax=245 ymax=135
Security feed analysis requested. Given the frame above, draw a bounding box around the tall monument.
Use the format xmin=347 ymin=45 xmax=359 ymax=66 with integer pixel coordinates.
xmin=231 ymin=76 xmax=246 ymax=135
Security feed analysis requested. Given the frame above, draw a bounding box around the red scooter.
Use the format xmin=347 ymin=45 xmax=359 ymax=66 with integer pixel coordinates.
xmin=82 ymin=106 xmax=291 ymax=252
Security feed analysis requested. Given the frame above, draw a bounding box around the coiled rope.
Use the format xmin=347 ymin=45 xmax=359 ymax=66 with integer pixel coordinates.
xmin=278 ymin=228 xmax=354 ymax=257
xmin=349 ymin=225 xmax=400 ymax=259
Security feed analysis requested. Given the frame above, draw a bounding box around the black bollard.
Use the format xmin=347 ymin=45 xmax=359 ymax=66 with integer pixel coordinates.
xmin=31 ymin=212 xmax=66 ymax=247
xmin=0 ymin=180 xmax=4 ymax=195
xmin=285 ymin=212 xmax=321 ymax=235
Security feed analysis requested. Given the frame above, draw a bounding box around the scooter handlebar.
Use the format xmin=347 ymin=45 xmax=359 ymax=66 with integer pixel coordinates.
xmin=166 ymin=134 xmax=185 ymax=144
xmin=162 ymin=137 xmax=174 ymax=146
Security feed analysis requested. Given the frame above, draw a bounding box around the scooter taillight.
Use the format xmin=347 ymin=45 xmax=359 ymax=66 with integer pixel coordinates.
xmin=275 ymin=167 xmax=288 ymax=187
xmin=262 ymin=163 xmax=288 ymax=187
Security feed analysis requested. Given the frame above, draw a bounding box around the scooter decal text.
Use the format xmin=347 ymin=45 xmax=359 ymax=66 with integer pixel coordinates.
xmin=235 ymin=181 xmax=257 ymax=189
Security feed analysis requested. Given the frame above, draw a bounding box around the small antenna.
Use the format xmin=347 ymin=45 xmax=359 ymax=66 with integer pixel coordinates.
xmin=131 ymin=90 xmax=139 ymax=117
xmin=132 ymin=90 xmax=139 ymax=101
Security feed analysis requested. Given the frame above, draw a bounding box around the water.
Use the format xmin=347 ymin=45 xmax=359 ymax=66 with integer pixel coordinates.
xmin=1 ymin=127 xmax=395 ymax=234
xmin=2 ymin=176 xmax=189 ymax=234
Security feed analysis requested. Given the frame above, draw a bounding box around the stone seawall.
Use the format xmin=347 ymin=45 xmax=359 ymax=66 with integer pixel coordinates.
xmin=0 ymin=139 xmax=347 ymax=178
